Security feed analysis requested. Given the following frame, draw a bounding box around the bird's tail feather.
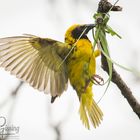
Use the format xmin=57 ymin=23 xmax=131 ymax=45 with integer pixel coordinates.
xmin=79 ymin=92 xmax=103 ymax=129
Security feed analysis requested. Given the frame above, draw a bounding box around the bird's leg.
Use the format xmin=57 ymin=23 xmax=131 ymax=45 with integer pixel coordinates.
xmin=91 ymin=74 xmax=104 ymax=85
xmin=84 ymin=79 xmax=91 ymax=92
xmin=84 ymin=75 xmax=104 ymax=92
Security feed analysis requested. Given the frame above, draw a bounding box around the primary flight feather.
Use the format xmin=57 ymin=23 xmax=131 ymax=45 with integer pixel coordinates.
xmin=0 ymin=24 xmax=103 ymax=129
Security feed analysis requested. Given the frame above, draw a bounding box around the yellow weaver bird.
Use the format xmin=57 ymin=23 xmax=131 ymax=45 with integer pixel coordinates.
xmin=0 ymin=24 xmax=103 ymax=129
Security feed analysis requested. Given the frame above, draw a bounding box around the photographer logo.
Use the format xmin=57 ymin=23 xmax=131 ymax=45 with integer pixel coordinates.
xmin=0 ymin=116 xmax=20 ymax=139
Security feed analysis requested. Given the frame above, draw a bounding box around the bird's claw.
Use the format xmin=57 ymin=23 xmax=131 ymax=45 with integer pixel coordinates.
xmin=91 ymin=74 xmax=104 ymax=85
xmin=84 ymin=74 xmax=104 ymax=92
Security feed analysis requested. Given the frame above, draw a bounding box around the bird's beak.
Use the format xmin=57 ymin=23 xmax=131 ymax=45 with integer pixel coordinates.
xmin=84 ymin=24 xmax=96 ymax=33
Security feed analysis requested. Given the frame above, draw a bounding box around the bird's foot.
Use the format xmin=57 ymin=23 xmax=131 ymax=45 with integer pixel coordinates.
xmin=84 ymin=74 xmax=104 ymax=92
xmin=91 ymin=74 xmax=104 ymax=85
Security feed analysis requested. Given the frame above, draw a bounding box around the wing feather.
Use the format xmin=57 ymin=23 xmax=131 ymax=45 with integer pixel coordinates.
xmin=0 ymin=46 xmax=32 ymax=69
xmin=0 ymin=35 xmax=70 ymax=97
xmin=25 ymin=54 xmax=41 ymax=82
xmin=44 ymin=68 xmax=51 ymax=93
xmin=10 ymin=50 xmax=37 ymax=75
xmin=31 ymin=56 xmax=44 ymax=89
xmin=37 ymin=62 xmax=46 ymax=91
xmin=15 ymin=51 xmax=38 ymax=80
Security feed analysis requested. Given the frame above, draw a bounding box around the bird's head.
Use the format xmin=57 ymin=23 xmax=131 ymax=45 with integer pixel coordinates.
xmin=65 ymin=24 xmax=95 ymax=45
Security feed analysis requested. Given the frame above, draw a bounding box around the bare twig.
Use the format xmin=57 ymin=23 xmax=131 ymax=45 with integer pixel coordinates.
xmin=46 ymin=101 xmax=62 ymax=140
xmin=11 ymin=82 xmax=23 ymax=96
xmin=0 ymin=82 xmax=23 ymax=108
xmin=46 ymin=98 xmax=73 ymax=140
xmin=98 ymin=0 xmax=140 ymax=118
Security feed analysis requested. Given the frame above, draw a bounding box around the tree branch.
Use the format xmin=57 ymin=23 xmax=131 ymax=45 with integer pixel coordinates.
xmin=98 ymin=0 xmax=140 ymax=118
xmin=101 ymin=54 xmax=140 ymax=118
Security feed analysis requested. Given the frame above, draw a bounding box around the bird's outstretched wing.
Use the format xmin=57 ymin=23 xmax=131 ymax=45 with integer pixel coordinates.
xmin=0 ymin=34 xmax=70 ymax=98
